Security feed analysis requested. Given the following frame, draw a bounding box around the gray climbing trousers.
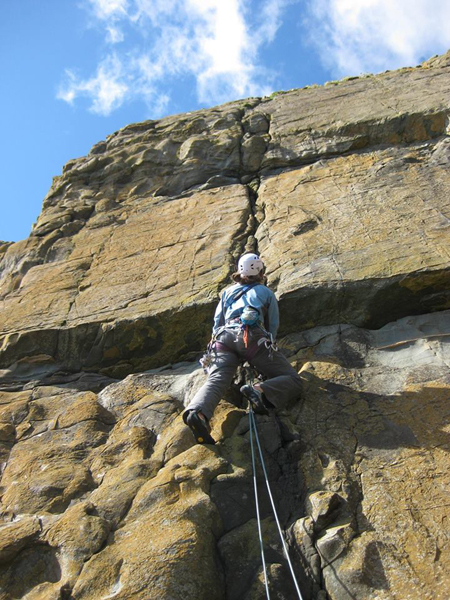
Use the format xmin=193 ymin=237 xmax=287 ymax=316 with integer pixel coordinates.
xmin=185 ymin=326 xmax=303 ymax=421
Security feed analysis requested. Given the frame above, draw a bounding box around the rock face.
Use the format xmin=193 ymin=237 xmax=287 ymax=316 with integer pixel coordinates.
xmin=1 ymin=52 xmax=450 ymax=600
xmin=0 ymin=313 xmax=449 ymax=600
xmin=1 ymin=53 xmax=450 ymax=374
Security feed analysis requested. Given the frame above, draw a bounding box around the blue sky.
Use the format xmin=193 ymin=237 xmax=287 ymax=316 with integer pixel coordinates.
xmin=2 ymin=0 xmax=450 ymax=242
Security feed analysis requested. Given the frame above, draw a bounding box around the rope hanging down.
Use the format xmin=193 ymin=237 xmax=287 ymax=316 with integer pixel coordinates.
xmin=248 ymin=407 xmax=304 ymax=600
xmin=249 ymin=406 xmax=271 ymax=599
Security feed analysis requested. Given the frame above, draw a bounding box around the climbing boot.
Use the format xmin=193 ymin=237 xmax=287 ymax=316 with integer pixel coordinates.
xmin=185 ymin=410 xmax=216 ymax=445
xmin=240 ymin=385 xmax=269 ymax=415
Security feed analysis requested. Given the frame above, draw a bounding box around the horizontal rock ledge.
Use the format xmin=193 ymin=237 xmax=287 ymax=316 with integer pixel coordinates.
xmin=0 ymin=302 xmax=215 ymax=378
xmin=1 ymin=268 xmax=449 ymax=376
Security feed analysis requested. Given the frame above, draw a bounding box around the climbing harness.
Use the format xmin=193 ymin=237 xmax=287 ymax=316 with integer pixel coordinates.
xmin=246 ymin=368 xmax=304 ymax=600
xmin=199 ymin=318 xmax=278 ymax=374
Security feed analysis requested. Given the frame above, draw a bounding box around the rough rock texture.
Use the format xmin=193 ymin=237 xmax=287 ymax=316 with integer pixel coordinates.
xmin=1 ymin=52 xmax=450 ymax=599
xmin=1 ymin=52 xmax=450 ymax=373
xmin=0 ymin=312 xmax=448 ymax=599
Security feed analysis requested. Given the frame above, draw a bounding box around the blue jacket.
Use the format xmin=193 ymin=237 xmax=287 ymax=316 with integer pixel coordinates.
xmin=213 ymin=283 xmax=280 ymax=338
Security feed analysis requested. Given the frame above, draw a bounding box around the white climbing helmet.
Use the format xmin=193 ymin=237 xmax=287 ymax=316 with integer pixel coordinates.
xmin=238 ymin=253 xmax=264 ymax=276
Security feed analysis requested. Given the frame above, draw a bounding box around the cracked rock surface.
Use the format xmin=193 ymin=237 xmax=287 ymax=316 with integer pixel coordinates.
xmin=0 ymin=51 xmax=450 ymax=599
xmin=1 ymin=52 xmax=450 ymax=373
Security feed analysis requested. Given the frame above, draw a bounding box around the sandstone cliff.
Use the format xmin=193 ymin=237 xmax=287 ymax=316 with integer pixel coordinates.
xmin=0 ymin=51 xmax=449 ymax=600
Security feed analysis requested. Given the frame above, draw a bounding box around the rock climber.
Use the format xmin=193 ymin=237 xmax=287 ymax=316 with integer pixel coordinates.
xmin=183 ymin=252 xmax=303 ymax=444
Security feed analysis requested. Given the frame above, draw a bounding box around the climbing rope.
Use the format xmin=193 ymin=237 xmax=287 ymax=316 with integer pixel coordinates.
xmin=249 ymin=405 xmax=271 ymax=599
xmin=248 ymin=406 xmax=304 ymax=600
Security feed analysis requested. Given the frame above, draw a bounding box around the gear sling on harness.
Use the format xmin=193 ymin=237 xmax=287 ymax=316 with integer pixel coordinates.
xmin=226 ymin=283 xmax=256 ymax=349
xmin=222 ymin=283 xmax=266 ymax=350
xmin=199 ymin=283 xmax=278 ymax=371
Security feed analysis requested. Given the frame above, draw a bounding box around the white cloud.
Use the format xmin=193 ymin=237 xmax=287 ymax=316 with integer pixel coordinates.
xmin=57 ymin=55 xmax=128 ymax=116
xmin=85 ymin=0 xmax=129 ymax=44
xmin=106 ymin=24 xmax=125 ymax=43
xmin=255 ymin=0 xmax=291 ymax=44
xmin=87 ymin=0 xmax=129 ymax=20
xmin=306 ymin=0 xmax=450 ymax=77
xmin=58 ymin=0 xmax=289 ymax=116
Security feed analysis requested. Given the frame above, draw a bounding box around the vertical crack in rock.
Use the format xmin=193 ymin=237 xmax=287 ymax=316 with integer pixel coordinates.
xmin=2 ymin=53 xmax=450 ymax=600
xmin=235 ymin=103 xmax=272 ymax=264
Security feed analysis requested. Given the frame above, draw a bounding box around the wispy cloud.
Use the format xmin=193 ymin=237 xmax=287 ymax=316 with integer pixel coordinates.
xmin=86 ymin=0 xmax=130 ymax=43
xmin=57 ymin=0 xmax=291 ymax=117
xmin=57 ymin=54 xmax=128 ymax=115
xmin=59 ymin=0 xmax=449 ymax=116
xmin=306 ymin=0 xmax=450 ymax=77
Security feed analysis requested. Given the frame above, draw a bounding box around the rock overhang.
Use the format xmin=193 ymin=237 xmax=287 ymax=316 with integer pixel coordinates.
xmin=1 ymin=49 xmax=450 ymax=600
xmin=0 ymin=52 xmax=450 ymax=373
